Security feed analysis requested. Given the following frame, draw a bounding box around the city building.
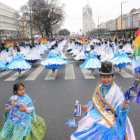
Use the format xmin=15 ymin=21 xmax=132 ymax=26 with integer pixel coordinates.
xmin=126 ymin=12 xmax=133 ymax=29
xmin=82 ymin=4 xmax=94 ymax=35
xmin=132 ymin=9 xmax=140 ymax=29
xmin=122 ymin=14 xmax=127 ymax=30
xmin=0 ymin=2 xmax=19 ymax=40
xmin=106 ymin=19 xmax=117 ymax=31
xmin=100 ymin=22 xmax=106 ymax=29
xmin=19 ymin=15 xmax=30 ymax=39
xmin=117 ymin=16 xmax=122 ymax=30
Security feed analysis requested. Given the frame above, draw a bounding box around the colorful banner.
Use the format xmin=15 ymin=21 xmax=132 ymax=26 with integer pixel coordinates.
xmin=40 ymin=38 xmax=48 ymax=45
xmin=81 ymin=37 xmax=86 ymax=45
xmin=113 ymin=35 xmax=116 ymax=42
xmin=6 ymin=41 xmax=14 ymax=48
xmin=134 ymin=28 xmax=140 ymax=59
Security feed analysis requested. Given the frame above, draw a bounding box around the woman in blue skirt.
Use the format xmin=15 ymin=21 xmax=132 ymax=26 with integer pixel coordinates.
xmin=111 ymin=45 xmax=132 ymax=72
xmin=80 ymin=45 xmax=101 ymax=75
xmin=5 ymin=49 xmax=31 ymax=77
xmin=41 ymin=46 xmax=69 ymax=74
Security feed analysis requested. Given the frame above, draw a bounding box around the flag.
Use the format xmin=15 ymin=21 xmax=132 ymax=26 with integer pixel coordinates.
xmin=113 ymin=35 xmax=116 ymax=42
xmin=6 ymin=41 xmax=14 ymax=48
xmin=81 ymin=37 xmax=86 ymax=45
xmin=40 ymin=38 xmax=45 ymax=44
xmin=40 ymin=38 xmax=47 ymax=44
xmin=134 ymin=28 xmax=140 ymax=59
xmin=44 ymin=38 xmax=48 ymax=44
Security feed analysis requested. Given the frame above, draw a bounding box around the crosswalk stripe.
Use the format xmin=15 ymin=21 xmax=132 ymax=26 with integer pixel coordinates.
xmin=44 ymin=70 xmax=58 ymax=80
xmin=1 ymin=66 xmax=135 ymax=82
xmin=25 ymin=66 xmax=44 ymax=81
xmin=81 ymin=69 xmax=95 ymax=79
xmin=126 ymin=65 xmax=132 ymax=71
xmin=0 ymin=70 xmax=11 ymax=79
xmin=4 ymin=70 xmax=29 ymax=81
xmin=70 ymin=61 xmax=77 ymax=63
xmin=116 ymin=69 xmax=134 ymax=78
xmin=64 ymin=64 xmax=75 ymax=80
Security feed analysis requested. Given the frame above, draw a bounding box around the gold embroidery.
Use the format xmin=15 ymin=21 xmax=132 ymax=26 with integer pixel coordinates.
xmin=95 ymin=95 xmax=115 ymax=119
xmin=97 ymin=82 xmax=116 ymax=115
xmin=92 ymin=82 xmax=117 ymax=127
xmin=100 ymin=105 xmax=107 ymax=112
xmin=106 ymin=111 xmax=116 ymax=123
xmin=92 ymin=98 xmax=114 ymax=127
xmin=125 ymin=119 xmax=128 ymax=140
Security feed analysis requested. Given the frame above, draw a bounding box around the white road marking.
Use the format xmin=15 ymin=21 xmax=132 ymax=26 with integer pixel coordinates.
xmin=0 ymin=70 xmax=11 ymax=79
xmin=25 ymin=66 xmax=44 ymax=81
xmin=126 ymin=65 xmax=132 ymax=71
xmin=5 ymin=70 xmax=29 ymax=81
xmin=64 ymin=64 xmax=75 ymax=80
xmin=116 ymin=69 xmax=134 ymax=78
xmin=44 ymin=70 xmax=58 ymax=80
xmin=81 ymin=69 xmax=95 ymax=79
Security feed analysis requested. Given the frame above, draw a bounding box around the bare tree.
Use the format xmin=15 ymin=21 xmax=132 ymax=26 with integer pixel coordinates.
xmin=20 ymin=0 xmax=64 ymax=38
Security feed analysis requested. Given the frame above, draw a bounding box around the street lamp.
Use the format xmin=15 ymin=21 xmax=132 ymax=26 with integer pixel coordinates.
xmin=29 ymin=0 xmax=33 ymax=40
xmin=98 ymin=17 xmax=101 ymax=38
xmin=121 ymin=1 xmax=128 ymax=38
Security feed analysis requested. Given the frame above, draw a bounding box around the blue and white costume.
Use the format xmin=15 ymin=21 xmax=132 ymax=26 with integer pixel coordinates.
xmin=0 ymin=50 xmax=12 ymax=64
xmin=100 ymin=47 xmax=114 ymax=62
xmin=41 ymin=50 xmax=69 ymax=69
xmin=5 ymin=52 xmax=31 ymax=71
xmin=67 ymin=41 xmax=74 ymax=52
xmin=111 ymin=49 xmax=132 ymax=68
xmin=122 ymin=43 xmax=133 ymax=55
xmin=0 ymin=93 xmax=46 ymax=140
xmin=71 ymin=82 xmax=135 ymax=140
xmin=0 ymin=60 xmax=5 ymax=69
xmin=74 ymin=46 xmax=86 ymax=61
xmin=25 ymin=47 xmax=41 ymax=63
xmin=80 ymin=50 xmax=101 ymax=70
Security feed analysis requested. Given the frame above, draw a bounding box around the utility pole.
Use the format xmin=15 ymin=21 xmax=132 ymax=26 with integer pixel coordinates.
xmin=121 ymin=2 xmax=122 ymax=38
xmin=98 ymin=17 xmax=100 ymax=38
xmin=29 ymin=0 xmax=33 ymax=40
xmin=121 ymin=1 xmax=128 ymax=39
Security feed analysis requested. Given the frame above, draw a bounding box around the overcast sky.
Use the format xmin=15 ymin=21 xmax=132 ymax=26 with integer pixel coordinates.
xmin=0 ymin=0 xmax=140 ymax=32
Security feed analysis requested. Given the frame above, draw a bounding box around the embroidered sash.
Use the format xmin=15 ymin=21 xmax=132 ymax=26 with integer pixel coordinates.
xmin=92 ymin=82 xmax=117 ymax=127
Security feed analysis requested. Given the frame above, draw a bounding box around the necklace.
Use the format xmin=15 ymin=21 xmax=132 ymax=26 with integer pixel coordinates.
xmin=97 ymin=82 xmax=112 ymax=96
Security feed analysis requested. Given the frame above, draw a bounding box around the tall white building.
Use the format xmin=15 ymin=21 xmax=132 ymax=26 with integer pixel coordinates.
xmin=82 ymin=5 xmax=94 ymax=35
xmin=0 ymin=2 xmax=19 ymax=40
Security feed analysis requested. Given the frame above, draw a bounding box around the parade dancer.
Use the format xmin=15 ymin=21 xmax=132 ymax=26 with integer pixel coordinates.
xmin=80 ymin=45 xmax=101 ymax=75
xmin=71 ymin=61 xmax=135 ymax=140
xmin=24 ymin=45 xmax=41 ymax=65
xmin=125 ymin=28 xmax=140 ymax=104
xmin=0 ymin=49 xmax=12 ymax=64
xmin=111 ymin=45 xmax=132 ymax=72
xmin=41 ymin=46 xmax=69 ymax=74
xmin=100 ymin=43 xmax=114 ymax=62
xmin=122 ymin=41 xmax=133 ymax=55
xmin=5 ymin=49 xmax=31 ymax=77
xmin=0 ymin=83 xmax=46 ymax=140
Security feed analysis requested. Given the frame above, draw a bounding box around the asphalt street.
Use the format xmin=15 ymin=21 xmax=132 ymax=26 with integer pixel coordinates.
xmin=0 ymin=54 xmax=140 ymax=140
